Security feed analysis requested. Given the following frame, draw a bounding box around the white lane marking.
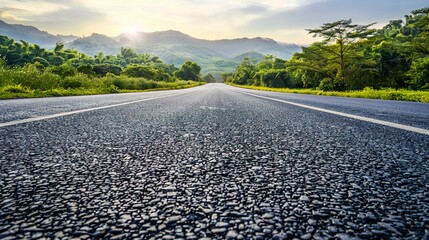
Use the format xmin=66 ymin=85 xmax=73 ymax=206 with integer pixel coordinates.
xmin=0 ymin=92 xmax=186 ymax=128
xmin=241 ymin=91 xmax=429 ymax=136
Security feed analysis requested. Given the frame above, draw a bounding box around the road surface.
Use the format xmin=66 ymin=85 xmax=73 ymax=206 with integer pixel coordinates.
xmin=0 ymin=83 xmax=428 ymax=239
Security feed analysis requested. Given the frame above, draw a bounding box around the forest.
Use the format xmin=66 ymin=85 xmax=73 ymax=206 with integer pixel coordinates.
xmin=225 ymin=7 xmax=429 ymax=94
xmin=0 ymin=37 xmax=210 ymax=98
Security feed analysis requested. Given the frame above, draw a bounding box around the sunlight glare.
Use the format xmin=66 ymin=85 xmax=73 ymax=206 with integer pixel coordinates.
xmin=123 ymin=26 xmax=140 ymax=35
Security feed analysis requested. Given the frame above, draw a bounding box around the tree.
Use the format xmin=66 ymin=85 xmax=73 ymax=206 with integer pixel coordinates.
xmin=232 ymin=57 xmax=256 ymax=85
xmin=122 ymin=65 xmax=157 ymax=79
xmin=49 ymin=64 xmax=77 ymax=78
xmin=174 ymin=60 xmax=201 ymax=81
xmin=77 ymin=64 xmax=95 ymax=76
xmin=93 ymin=64 xmax=122 ymax=76
xmin=306 ymin=19 xmax=377 ymax=89
xmin=33 ymin=57 xmax=50 ymax=67
xmin=48 ymin=55 xmax=64 ymax=66
xmin=120 ymin=47 xmax=137 ymax=59
xmin=287 ymin=43 xmax=337 ymax=88
xmin=407 ymin=57 xmax=429 ymax=89
xmin=254 ymin=69 xmax=294 ymax=88
xmin=54 ymin=41 xmax=65 ymax=54
xmin=372 ymin=40 xmax=410 ymax=88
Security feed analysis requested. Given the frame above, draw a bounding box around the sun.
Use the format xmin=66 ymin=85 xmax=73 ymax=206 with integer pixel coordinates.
xmin=123 ymin=26 xmax=140 ymax=35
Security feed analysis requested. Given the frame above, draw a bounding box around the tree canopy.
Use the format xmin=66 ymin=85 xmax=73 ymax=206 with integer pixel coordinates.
xmin=225 ymin=7 xmax=429 ymax=91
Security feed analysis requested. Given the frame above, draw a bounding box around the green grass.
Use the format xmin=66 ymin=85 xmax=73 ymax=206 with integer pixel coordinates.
xmin=229 ymin=84 xmax=429 ymax=103
xmin=0 ymin=81 xmax=204 ymax=99
xmin=0 ymin=66 xmax=205 ymax=99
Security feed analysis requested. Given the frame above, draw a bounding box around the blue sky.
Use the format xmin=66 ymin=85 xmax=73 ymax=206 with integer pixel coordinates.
xmin=0 ymin=0 xmax=427 ymax=44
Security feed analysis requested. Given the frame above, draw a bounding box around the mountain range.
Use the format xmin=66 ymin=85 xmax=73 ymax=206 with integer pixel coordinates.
xmin=0 ymin=20 xmax=302 ymax=76
xmin=0 ymin=20 xmax=77 ymax=48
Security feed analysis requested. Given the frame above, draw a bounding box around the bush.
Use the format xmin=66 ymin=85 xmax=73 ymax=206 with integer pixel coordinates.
xmin=49 ymin=64 xmax=77 ymax=78
xmin=77 ymin=64 xmax=95 ymax=76
xmin=319 ymin=78 xmax=335 ymax=91
xmin=1 ymin=84 xmax=33 ymax=93
xmin=60 ymin=73 xmax=94 ymax=89
xmin=93 ymin=64 xmax=122 ymax=76
xmin=0 ymin=65 xmax=61 ymax=90
xmin=106 ymin=85 xmax=119 ymax=93
xmin=407 ymin=57 xmax=429 ymax=90
xmin=122 ymin=65 xmax=156 ymax=79
xmin=33 ymin=57 xmax=50 ymax=67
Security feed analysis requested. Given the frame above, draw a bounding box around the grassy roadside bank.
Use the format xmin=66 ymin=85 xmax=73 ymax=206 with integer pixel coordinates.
xmin=228 ymin=84 xmax=429 ymax=103
xmin=0 ymin=62 xmax=206 ymax=99
xmin=0 ymin=81 xmax=204 ymax=99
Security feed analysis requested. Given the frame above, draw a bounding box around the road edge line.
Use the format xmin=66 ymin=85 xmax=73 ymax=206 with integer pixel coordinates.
xmin=241 ymin=91 xmax=429 ymax=136
xmin=0 ymin=92 xmax=187 ymax=128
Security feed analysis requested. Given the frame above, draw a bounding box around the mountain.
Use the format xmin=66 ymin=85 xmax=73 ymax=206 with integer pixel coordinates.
xmin=68 ymin=30 xmax=301 ymax=76
xmin=0 ymin=20 xmax=78 ymax=48
xmin=233 ymin=51 xmax=265 ymax=62
xmin=68 ymin=33 xmax=121 ymax=56
xmin=0 ymin=20 xmax=302 ymax=75
xmin=72 ymin=30 xmax=300 ymax=61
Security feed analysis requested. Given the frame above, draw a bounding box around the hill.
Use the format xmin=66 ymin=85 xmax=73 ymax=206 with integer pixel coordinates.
xmin=0 ymin=20 xmax=77 ymax=48
xmin=0 ymin=20 xmax=302 ymax=75
xmin=68 ymin=30 xmax=301 ymax=76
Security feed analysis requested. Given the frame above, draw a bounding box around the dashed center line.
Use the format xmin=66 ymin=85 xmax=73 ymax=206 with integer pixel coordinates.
xmin=241 ymin=91 xmax=429 ymax=136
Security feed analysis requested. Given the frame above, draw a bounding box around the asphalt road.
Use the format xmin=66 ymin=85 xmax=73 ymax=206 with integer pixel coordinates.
xmin=1 ymin=83 xmax=428 ymax=239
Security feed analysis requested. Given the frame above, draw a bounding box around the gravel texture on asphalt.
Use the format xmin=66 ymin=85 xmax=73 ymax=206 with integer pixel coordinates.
xmin=1 ymin=83 xmax=428 ymax=239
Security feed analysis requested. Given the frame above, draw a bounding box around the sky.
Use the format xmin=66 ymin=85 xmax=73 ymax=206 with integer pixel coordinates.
xmin=0 ymin=0 xmax=427 ymax=44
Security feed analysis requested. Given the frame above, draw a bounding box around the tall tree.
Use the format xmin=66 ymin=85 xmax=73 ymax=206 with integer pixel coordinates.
xmin=306 ymin=19 xmax=376 ymax=89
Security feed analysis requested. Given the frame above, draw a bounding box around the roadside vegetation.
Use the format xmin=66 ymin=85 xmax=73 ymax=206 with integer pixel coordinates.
xmin=0 ymin=37 xmax=206 ymax=99
xmin=229 ymin=84 xmax=429 ymax=102
xmin=224 ymin=7 xmax=429 ymax=102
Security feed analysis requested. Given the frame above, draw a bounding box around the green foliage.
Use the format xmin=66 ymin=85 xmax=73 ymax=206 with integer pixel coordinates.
xmin=407 ymin=56 xmax=429 ymax=89
xmin=1 ymin=84 xmax=33 ymax=93
xmin=227 ymin=7 xmax=429 ymax=93
xmin=49 ymin=64 xmax=77 ymax=78
xmin=77 ymin=64 xmax=95 ymax=75
xmin=122 ymin=65 xmax=157 ymax=79
xmin=0 ymin=64 xmax=203 ymax=99
xmin=230 ymin=84 xmax=429 ymax=102
xmin=0 ymin=37 xmax=204 ymax=99
xmin=174 ymin=60 xmax=201 ymax=81
xmin=93 ymin=64 xmax=122 ymax=76
xmin=319 ymin=78 xmax=336 ymax=91
xmin=231 ymin=57 xmax=256 ymax=85
xmin=297 ymin=19 xmax=377 ymax=90
xmin=0 ymin=34 xmax=178 ymax=82
xmin=60 ymin=73 xmax=93 ymax=89
xmin=120 ymin=47 xmax=138 ymax=59
xmin=48 ymin=55 xmax=64 ymax=66
xmin=33 ymin=57 xmax=49 ymax=67
xmin=228 ymin=55 xmax=300 ymax=88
